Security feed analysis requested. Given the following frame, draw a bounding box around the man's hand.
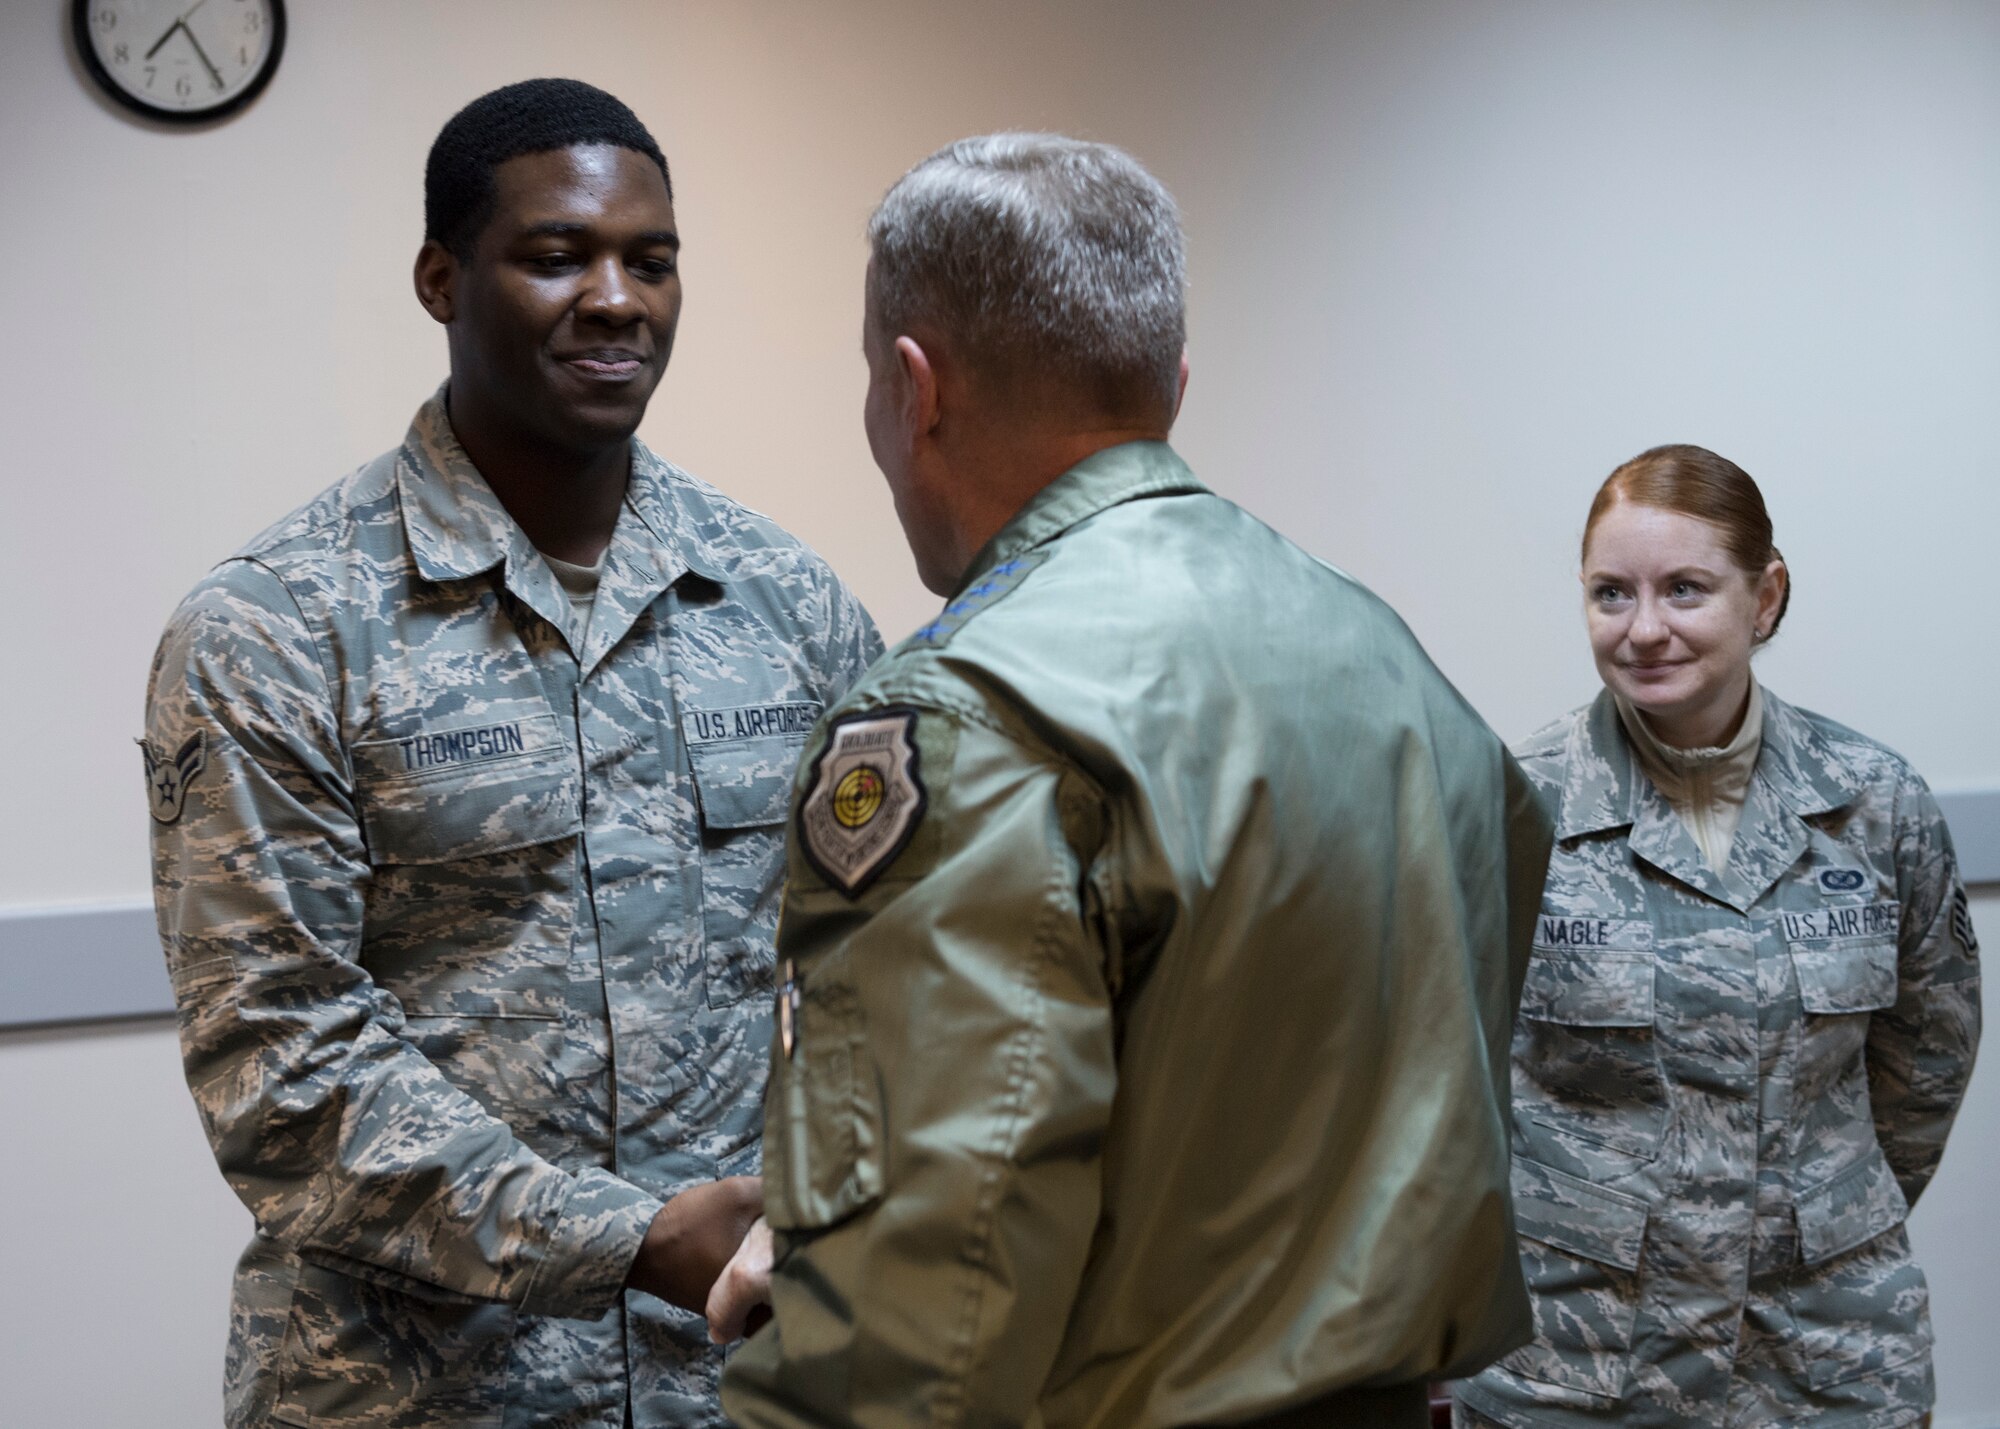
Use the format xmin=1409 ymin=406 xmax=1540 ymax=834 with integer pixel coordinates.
xmin=625 ymin=1176 xmax=763 ymax=1313
xmin=705 ymin=1216 xmax=775 ymax=1343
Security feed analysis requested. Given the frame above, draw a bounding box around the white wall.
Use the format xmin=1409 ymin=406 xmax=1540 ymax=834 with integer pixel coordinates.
xmin=1 ymin=2 xmax=1995 ymax=1425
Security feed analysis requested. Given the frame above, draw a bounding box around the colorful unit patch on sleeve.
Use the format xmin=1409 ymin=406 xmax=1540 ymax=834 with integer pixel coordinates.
xmin=797 ymin=707 xmax=928 ymax=897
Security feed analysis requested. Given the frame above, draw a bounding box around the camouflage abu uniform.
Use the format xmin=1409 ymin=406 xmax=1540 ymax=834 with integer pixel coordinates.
xmin=1457 ymin=687 xmax=1981 ymax=1429
xmin=142 ymin=391 xmax=881 ymax=1428
xmin=723 ymin=442 xmax=1554 ymax=1429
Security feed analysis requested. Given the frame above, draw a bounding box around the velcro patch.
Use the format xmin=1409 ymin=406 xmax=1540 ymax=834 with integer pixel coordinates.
xmin=1952 ymin=888 xmax=1979 ymax=958
xmin=686 ymin=701 xmax=823 ymax=745
xmin=1818 ymin=867 xmax=1869 ymax=894
xmin=1534 ymin=915 xmax=1654 ymax=952
xmin=140 ymin=731 xmax=207 ymax=825
xmin=797 ymin=708 xmax=927 ymax=897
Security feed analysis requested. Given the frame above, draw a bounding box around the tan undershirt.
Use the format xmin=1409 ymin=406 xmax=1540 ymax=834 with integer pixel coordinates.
xmin=1614 ymin=680 xmax=1765 ymax=876
xmin=542 ymin=549 xmax=605 ymax=644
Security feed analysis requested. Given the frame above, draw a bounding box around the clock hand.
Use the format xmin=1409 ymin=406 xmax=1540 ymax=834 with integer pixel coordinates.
xmin=181 ymin=23 xmax=225 ymax=88
xmin=146 ymin=0 xmax=207 ymax=58
xmin=143 ymin=19 xmax=184 ymax=60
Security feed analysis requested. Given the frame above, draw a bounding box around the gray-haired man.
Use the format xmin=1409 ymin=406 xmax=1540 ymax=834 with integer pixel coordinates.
xmin=715 ymin=134 xmax=1554 ymax=1428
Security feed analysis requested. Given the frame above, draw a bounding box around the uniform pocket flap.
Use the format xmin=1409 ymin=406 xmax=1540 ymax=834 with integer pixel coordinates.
xmin=1795 ymin=1146 xmax=1908 ymax=1266
xmin=1519 ymin=952 xmax=1655 ymax=1028
xmin=1511 ymin=1158 xmax=1649 ymax=1271
xmin=764 ymin=971 xmax=885 ymax=1233
xmin=353 ymin=714 xmax=580 ymax=866
xmin=688 ymin=739 xmax=797 ymax=830
xmin=1789 ymin=933 xmax=1898 ymax=1015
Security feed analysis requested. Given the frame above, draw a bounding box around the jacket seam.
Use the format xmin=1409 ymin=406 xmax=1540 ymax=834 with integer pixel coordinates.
xmin=935 ymin=793 xmax=1071 ymax=1427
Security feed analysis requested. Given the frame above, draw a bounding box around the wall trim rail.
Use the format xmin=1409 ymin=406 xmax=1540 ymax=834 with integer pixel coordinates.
xmin=1 ymin=899 xmax=165 ymax=1031
xmin=4 ymin=789 xmax=1997 ymax=1032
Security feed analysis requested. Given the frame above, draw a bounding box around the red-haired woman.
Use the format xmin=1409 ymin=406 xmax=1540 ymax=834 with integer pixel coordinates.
xmin=1456 ymin=445 xmax=1979 ymax=1429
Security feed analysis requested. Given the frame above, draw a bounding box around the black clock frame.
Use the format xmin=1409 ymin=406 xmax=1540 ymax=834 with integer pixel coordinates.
xmin=72 ymin=0 xmax=287 ymax=125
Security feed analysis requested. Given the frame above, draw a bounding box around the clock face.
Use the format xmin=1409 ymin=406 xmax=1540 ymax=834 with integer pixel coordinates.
xmin=75 ymin=0 xmax=285 ymax=122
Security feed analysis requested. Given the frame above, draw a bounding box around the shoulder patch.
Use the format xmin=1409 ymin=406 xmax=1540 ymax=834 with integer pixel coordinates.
xmin=907 ymin=551 xmax=1048 ymax=649
xmin=140 ymin=731 xmax=207 ymax=825
xmin=1952 ymin=887 xmax=1979 ymax=958
xmin=797 ymin=708 xmax=927 ymax=897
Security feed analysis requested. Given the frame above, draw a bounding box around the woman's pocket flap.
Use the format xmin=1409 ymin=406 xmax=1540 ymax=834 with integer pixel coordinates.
xmin=688 ymin=738 xmax=799 ymax=830
xmin=1789 ymin=931 xmax=1898 ymax=1015
xmin=1512 ymin=1158 xmax=1649 ymax=1271
xmin=1519 ymin=952 xmax=1655 ymax=1028
xmin=1796 ymin=1146 xmax=1908 ymax=1266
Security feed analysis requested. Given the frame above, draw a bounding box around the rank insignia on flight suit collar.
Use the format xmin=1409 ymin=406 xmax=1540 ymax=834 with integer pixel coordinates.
xmin=797 ymin=707 xmax=927 ymax=897
xmin=139 ymin=731 xmax=207 ymax=825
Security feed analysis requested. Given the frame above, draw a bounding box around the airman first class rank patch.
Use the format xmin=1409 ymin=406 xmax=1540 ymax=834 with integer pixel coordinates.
xmin=139 ymin=731 xmax=207 ymax=824
xmin=798 ymin=707 xmax=927 ymax=897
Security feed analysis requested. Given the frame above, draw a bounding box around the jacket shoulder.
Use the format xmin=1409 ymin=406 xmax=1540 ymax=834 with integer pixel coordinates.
xmin=1511 ymin=704 xmax=1593 ymax=799
xmin=652 ymin=457 xmax=848 ymax=590
xmin=229 ymin=449 xmax=399 ymax=568
xmin=1767 ymin=693 xmax=1938 ymax=818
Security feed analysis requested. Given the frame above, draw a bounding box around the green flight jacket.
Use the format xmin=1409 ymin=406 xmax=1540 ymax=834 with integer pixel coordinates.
xmin=722 ymin=441 xmax=1555 ymax=1428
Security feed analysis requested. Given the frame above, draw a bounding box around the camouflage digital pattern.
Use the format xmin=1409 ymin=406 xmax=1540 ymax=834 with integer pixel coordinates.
xmin=1457 ymin=689 xmax=1981 ymax=1429
xmin=143 ymin=390 xmax=881 ymax=1428
xmin=723 ymin=442 xmax=1555 ymax=1428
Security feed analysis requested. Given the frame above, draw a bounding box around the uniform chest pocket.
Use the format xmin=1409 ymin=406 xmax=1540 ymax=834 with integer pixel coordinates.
xmin=1785 ymin=904 xmax=1899 ymax=1014
xmin=352 ymin=713 xmax=581 ymax=865
xmin=1517 ymin=951 xmax=1667 ymax=1162
xmin=350 ymin=713 xmax=581 ymax=1026
xmin=688 ymin=734 xmax=805 ymax=1009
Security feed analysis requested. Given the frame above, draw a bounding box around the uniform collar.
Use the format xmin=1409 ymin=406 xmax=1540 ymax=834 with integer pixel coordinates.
xmin=951 ymin=440 xmax=1208 ymax=597
xmin=1556 ymin=684 xmax=1858 ymax=843
xmin=396 ymin=385 xmax=726 ymax=590
xmin=1552 ymin=684 xmax=1863 ymax=910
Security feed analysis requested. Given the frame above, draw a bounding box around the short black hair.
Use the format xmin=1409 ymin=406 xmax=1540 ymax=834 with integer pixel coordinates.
xmin=425 ymin=78 xmax=672 ymax=258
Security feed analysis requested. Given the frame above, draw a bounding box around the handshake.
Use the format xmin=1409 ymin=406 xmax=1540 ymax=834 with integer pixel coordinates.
xmin=624 ymin=1175 xmax=778 ymax=1344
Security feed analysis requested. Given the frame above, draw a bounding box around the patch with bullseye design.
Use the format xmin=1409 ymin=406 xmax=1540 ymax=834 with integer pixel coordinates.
xmin=797 ymin=707 xmax=927 ymax=897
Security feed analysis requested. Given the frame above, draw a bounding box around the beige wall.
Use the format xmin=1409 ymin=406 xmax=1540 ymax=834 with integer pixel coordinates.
xmin=2 ymin=2 xmax=1997 ymax=1425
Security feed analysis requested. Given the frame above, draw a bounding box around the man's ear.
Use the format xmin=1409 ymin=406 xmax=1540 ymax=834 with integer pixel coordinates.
xmin=1172 ymin=348 xmax=1190 ymax=424
xmin=413 ymin=240 xmax=458 ymax=325
xmin=894 ymin=335 xmax=941 ymax=440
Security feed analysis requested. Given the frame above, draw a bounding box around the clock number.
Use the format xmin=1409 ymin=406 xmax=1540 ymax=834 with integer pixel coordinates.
xmin=175 ymin=74 xmax=192 ymax=98
xmin=144 ymin=64 xmax=157 ymax=88
xmin=93 ymin=7 xmax=116 ymax=30
xmin=239 ymin=45 xmax=249 ymax=65
xmin=112 ymin=41 xmax=129 ymax=65
xmin=245 ymin=12 xmax=261 ymax=31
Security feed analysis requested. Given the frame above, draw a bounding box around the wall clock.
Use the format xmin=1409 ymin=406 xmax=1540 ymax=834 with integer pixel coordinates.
xmin=74 ymin=0 xmax=285 ymax=124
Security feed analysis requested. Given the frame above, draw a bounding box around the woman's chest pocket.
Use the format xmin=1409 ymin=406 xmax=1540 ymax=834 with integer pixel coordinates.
xmin=1515 ymin=915 xmax=1667 ymax=1163
xmin=685 ymin=707 xmax=817 ymax=1010
xmin=1783 ymin=899 xmax=1899 ymax=1096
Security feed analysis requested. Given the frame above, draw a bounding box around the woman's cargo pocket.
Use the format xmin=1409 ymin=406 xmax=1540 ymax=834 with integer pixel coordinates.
xmin=1779 ymin=1148 xmax=1929 ymax=1391
xmin=1517 ymin=950 xmax=1667 ymax=1161
xmin=763 ymin=950 xmax=884 ymax=1234
xmin=688 ymin=735 xmax=799 ymax=1009
xmin=1496 ymin=1159 xmax=1649 ymax=1404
